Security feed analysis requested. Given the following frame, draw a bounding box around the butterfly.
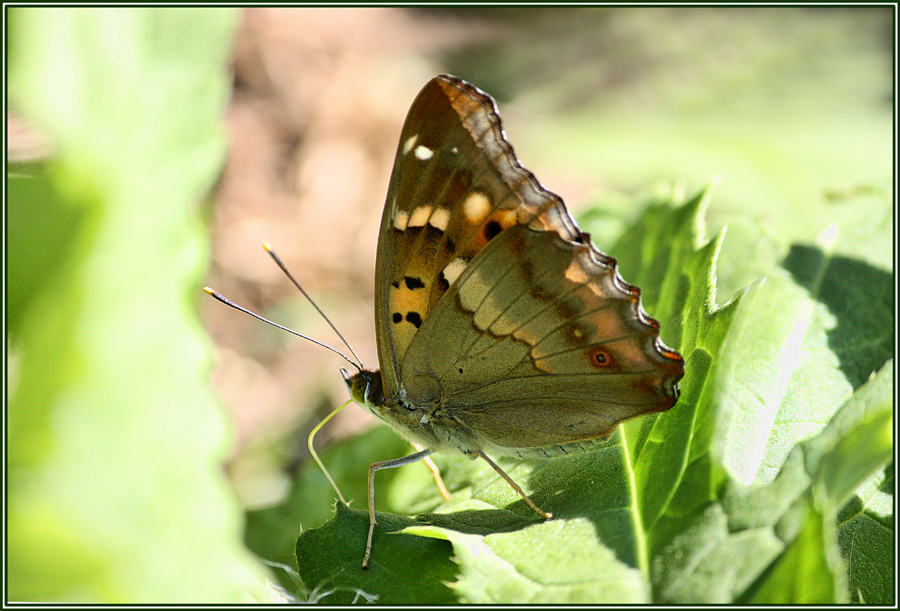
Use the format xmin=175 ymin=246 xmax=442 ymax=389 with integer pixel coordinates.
xmin=340 ymin=74 xmax=685 ymax=569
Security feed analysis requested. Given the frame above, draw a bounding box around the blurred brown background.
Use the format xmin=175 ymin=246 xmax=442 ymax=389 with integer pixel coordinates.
xmin=200 ymin=7 xmax=892 ymax=506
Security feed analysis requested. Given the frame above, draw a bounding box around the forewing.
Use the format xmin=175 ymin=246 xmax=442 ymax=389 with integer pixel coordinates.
xmin=375 ymin=75 xmax=578 ymax=395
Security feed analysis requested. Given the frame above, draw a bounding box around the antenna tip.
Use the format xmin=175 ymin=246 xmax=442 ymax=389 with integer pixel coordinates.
xmin=203 ymin=286 xmax=216 ymax=295
xmin=263 ymin=242 xmax=273 ymax=252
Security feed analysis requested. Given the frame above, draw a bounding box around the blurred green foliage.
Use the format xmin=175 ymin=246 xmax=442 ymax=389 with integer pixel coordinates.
xmin=7 ymin=8 xmax=269 ymax=602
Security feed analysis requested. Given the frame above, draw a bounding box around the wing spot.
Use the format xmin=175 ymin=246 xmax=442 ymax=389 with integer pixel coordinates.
xmin=565 ymin=259 xmax=589 ymax=284
xmin=393 ymin=211 xmax=409 ymax=231
xmin=587 ymin=346 xmax=612 ymax=368
xmin=520 ymin=259 xmax=536 ymax=283
xmin=408 ymin=205 xmax=433 ymax=228
xmin=555 ymin=299 xmax=577 ymax=319
xmin=531 ymin=282 xmax=555 ymax=302
xmin=392 ymin=312 xmax=403 ymax=324
xmin=565 ymin=322 xmax=593 ymax=346
xmin=406 ymin=312 xmax=423 ymax=328
xmin=404 ymin=276 xmax=425 ymax=290
xmin=414 ymin=145 xmax=434 ymax=160
xmin=437 ymin=273 xmax=450 ymax=293
xmin=484 ymin=220 xmax=503 ymax=241
xmin=403 ymin=134 xmax=418 ymax=154
xmin=429 ymin=207 xmax=450 ymax=232
xmin=463 ymin=191 xmax=492 ymax=223
xmin=442 ymin=257 xmax=468 ymax=286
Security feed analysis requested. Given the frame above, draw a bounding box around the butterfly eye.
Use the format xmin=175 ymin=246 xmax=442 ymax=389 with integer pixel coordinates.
xmin=347 ymin=377 xmax=366 ymax=404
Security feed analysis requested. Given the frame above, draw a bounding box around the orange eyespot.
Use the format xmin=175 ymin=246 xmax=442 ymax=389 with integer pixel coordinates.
xmin=587 ymin=346 xmax=612 ymax=369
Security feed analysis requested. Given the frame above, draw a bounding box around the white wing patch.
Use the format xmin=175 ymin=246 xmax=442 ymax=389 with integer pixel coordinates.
xmin=408 ymin=206 xmax=433 ymax=228
xmin=393 ymin=210 xmax=409 ymax=231
xmin=414 ymin=145 xmax=434 ymax=160
xmin=463 ymin=191 xmax=492 ymax=223
xmin=442 ymin=257 xmax=468 ymax=286
xmin=429 ymin=207 xmax=450 ymax=231
xmin=403 ymin=134 xmax=418 ymax=154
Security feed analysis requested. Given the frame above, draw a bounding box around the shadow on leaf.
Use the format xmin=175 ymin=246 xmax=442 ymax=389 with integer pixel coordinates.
xmin=782 ymin=245 xmax=892 ymax=389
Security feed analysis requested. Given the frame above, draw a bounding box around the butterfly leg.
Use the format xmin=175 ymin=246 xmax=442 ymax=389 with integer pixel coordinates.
xmin=363 ymin=448 xmax=434 ymax=569
xmin=411 ymin=441 xmax=451 ymax=501
xmin=474 ymin=450 xmax=553 ymax=520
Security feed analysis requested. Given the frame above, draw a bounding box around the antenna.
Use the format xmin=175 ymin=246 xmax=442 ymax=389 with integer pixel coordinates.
xmin=262 ymin=243 xmax=364 ymax=367
xmin=204 ymin=243 xmax=367 ymax=371
xmin=203 ymin=287 xmax=361 ymax=372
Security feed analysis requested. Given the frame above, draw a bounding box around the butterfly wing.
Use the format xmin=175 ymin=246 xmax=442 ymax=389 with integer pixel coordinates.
xmin=400 ymin=222 xmax=684 ymax=457
xmin=376 ymin=74 xmax=683 ymax=457
xmin=375 ymin=75 xmax=581 ymax=397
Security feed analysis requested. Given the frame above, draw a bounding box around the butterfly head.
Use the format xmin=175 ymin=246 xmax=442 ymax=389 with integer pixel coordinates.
xmin=341 ymin=367 xmax=385 ymax=411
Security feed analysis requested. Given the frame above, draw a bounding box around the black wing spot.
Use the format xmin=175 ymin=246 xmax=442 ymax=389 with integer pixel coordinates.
xmin=392 ymin=312 xmax=403 ymax=324
xmin=406 ymin=312 xmax=423 ymax=328
xmin=404 ymin=276 xmax=426 ymax=290
xmin=437 ymin=273 xmax=450 ymax=293
xmin=484 ymin=220 xmax=503 ymax=241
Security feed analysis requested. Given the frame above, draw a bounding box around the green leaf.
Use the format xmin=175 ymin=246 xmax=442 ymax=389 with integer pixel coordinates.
xmin=838 ymin=462 xmax=894 ymax=605
xmin=713 ymin=268 xmax=843 ymax=486
xmin=295 ymin=503 xmax=457 ymax=604
xmin=246 ymin=426 xmax=423 ymax=578
xmin=745 ymin=363 xmax=891 ymax=604
xmin=291 ymin=430 xmax=650 ymax=602
xmin=808 ymin=361 xmax=893 ymax=506
xmin=407 ymin=519 xmax=648 ymax=603
xmin=746 ymin=500 xmax=842 ymax=604
xmin=8 ymin=8 xmax=268 ymax=602
xmin=658 ymin=360 xmax=893 ymax=604
xmin=261 ymin=183 xmax=892 ymax=603
xmin=782 ymin=240 xmax=893 ymax=392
